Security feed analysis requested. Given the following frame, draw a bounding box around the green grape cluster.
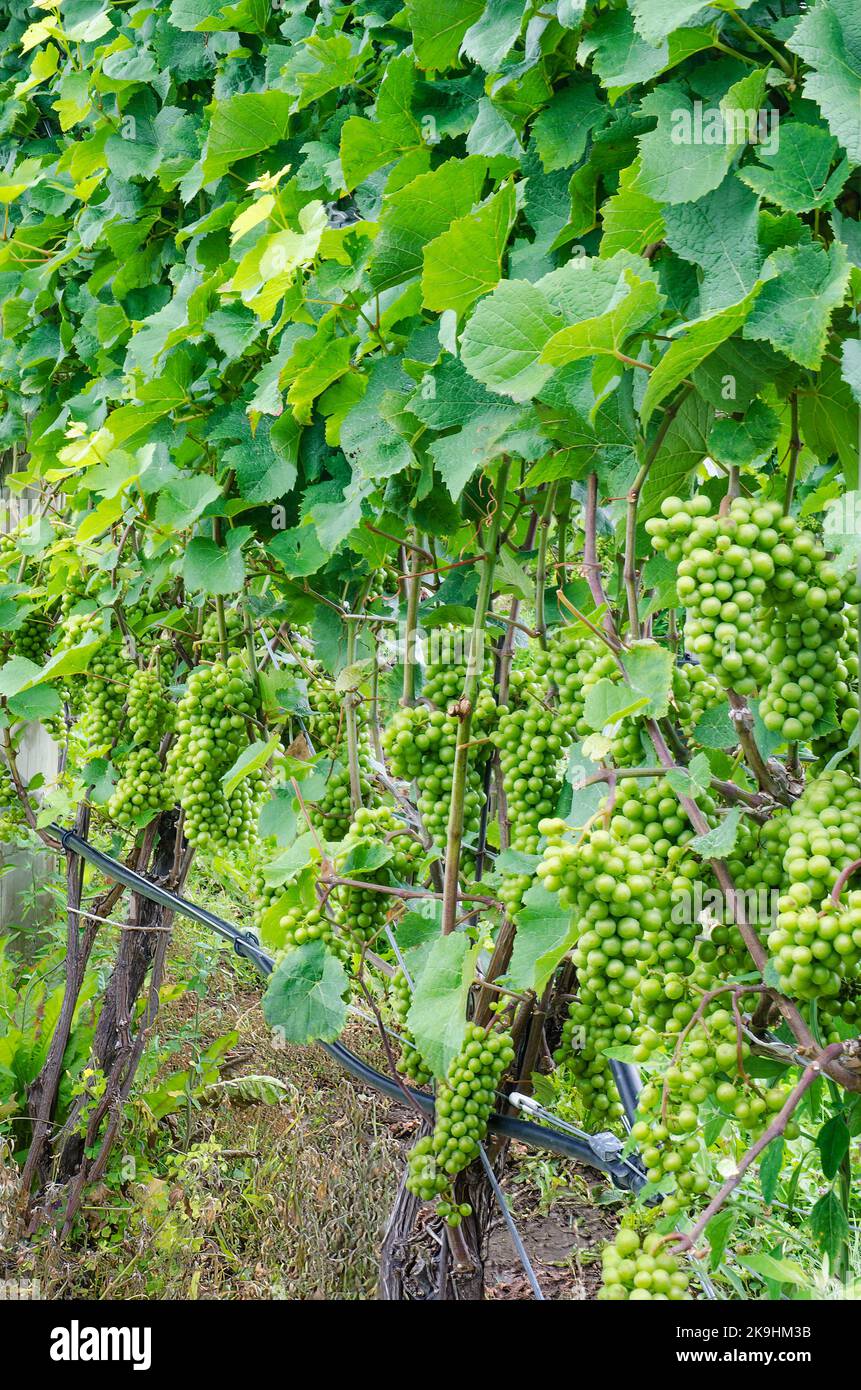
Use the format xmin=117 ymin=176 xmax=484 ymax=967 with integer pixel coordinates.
xmin=391 ymin=969 xmax=432 ymax=1087
xmin=384 ymin=704 xmax=486 ymax=857
xmin=539 ymin=818 xmax=657 ymax=1126
xmin=11 ymin=611 xmax=50 ymax=664
xmin=769 ymin=773 xmax=861 ymax=999
xmin=555 ymin=1007 xmax=626 ymax=1126
xmin=647 ymin=494 xmax=769 ymax=696
xmin=169 ymin=657 xmax=263 ymax=854
xmin=608 ymin=776 xmax=713 ymax=975
xmin=499 ymin=869 xmax=534 ymax=922
xmin=264 ymin=900 xmax=349 ymax=961
xmin=598 ymin=1228 xmax=692 ymax=1301
xmin=107 ymin=670 xmax=175 ymax=829
xmin=506 ymin=662 xmax=544 ymax=708
xmin=420 ymin=628 xmax=494 ymax=710
xmin=813 ymin=605 xmax=860 ymax=766
xmin=331 ymin=805 xmax=422 ymax=949
xmin=647 ymin=495 xmax=860 ymax=743
xmin=534 ymin=625 xmax=617 ymax=736
xmin=365 ymin=562 xmax=398 ymax=604
xmin=634 ymin=970 xmax=698 ymax=1056
xmin=610 ymin=718 xmax=645 ymax=768
xmin=0 ymin=756 xmax=24 ymax=834
xmin=307 ymin=680 xmax=373 ymax=841
xmin=633 ymin=1004 xmax=796 ymax=1212
xmin=406 ymin=1024 xmax=514 ymax=1212
xmin=773 ymin=878 xmax=861 ymax=1000
xmin=820 ymin=985 xmax=861 ymax=1044
xmin=80 ymin=641 xmax=136 ymax=752
xmin=673 ymin=661 xmax=724 ymax=741
xmin=0 ymin=532 xmax=18 ymax=572
xmin=306 ymin=678 xmax=350 ymax=751
xmin=200 ymin=607 xmax=244 ymax=656
xmin=53 ymin=610 xmax=103 ymax=716
xmin=493 ymin=703 xmax=568 ymax=855
xmin=250 ymin=857 xmax=282 ymax=936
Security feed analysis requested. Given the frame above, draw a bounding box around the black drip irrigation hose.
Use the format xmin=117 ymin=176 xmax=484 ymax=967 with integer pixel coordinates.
xmin=50 ymin=824 xmax=646 ymax=1194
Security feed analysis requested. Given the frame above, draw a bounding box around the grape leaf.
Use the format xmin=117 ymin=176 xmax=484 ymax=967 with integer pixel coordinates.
xmin=460 ymin=0 xmax=524 ymax=72
xmin=532 ymin=80 xmax=605 ymax=174
xmin=759 ymin=1137 xmax=785 ymax=1205
xmin=663 ymin=175 xmax=762 ymax=314
xmin=708 ymin=398 xmax=781 ymax=470
xmin=262 ymin=941 xmax=349 ymax=1045
xmin=583 ymin=678 xmax=649 ymax=730
xmin=842 ymin=339 xmax=861 ymax=406
xmin=407 ymin=931 xmax=480 ymax=1079
xmin=633 ymin=71 xmax=766 ymax=206
xmin=578 ymin=10 xmax=669 ymax=95
xmin=541 ymin=270 xmax=663 ymax=366
xmin=639 ymin=392 xmax=712 ymax=521
xmin=816 ymin=1114 xmax=851 ymax=1181
xmin=787 ymin=0 xmax=861 ymax=164
xmin=461 ymin=278 xmax=562 ymax=401
xmin=808 ymin=1188 xmax=850 ymax=1267
xmin=625 ymin=642 xmax=674 ymax=718
xmin=641 ymin=287 xmax=762 ymax=425
xmin=705 ymin=1207 xmax=736 ymax=1270
xmin=743 ymin=240 xmax=850 ymax=370
xmin=183 ymin=531 xmax=247 ymax=595
xmin=421 ymin=182 xmax=516 ymax=315
xmin=599 ymin=172 xmax=665 ymax=259
xmin=221 ymin=736 xmax=281 ymax=799
xmin=739 ymin=1252 xmax=809 ymax=1289
xmin=407 ymin=0 xmax=484 ymax=70
xmin=504 ymin=884 xmax=576 ymax=995
xmin=688 ymin=807 xmax=742 ymax=859
xmin=201 ymin=91 xmax=292 ymax=181
xmin=739 ymin=123 xmax=850 ymax=214
xmin=630 ymin=0 xmax=738 ymax=45
xmin=368 ymin=156 xmax=488 ymax=293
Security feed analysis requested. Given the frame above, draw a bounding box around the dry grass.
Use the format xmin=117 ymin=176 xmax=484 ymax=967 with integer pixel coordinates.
xmin=4 ymin=919 xmax=613 ymax=1301
xmin=6 ymin=927 xmax=403 ymax=1300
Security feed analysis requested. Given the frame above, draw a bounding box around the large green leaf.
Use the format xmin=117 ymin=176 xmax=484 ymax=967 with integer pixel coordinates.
xmin=460 ymin=279 xmax=561 ymax=401
xmin=407 ymin=931 xmax=480 ymax=1079
xmin=641 ymin=289 xmax=761 ymax=426
xmin=421 ymin=182 xmax=516 ymax=315
xmin=787 ymin=0 xmax=861 ymax=164
xmin=202 ymin=91 xmax=292 ymax=182
xmin=743 ymin=240 xmax=850 ymax=369
xmin=262 ymin=942 xmax=349 ymax=1045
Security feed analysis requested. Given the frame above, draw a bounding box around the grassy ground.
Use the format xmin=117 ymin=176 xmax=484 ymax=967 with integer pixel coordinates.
xmin=2 ymin=909 xmax=616 ymax=1300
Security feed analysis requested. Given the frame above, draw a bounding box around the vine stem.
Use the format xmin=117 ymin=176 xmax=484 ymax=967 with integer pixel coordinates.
xmin=0 ymin=727 xmax=59 ymax=849
xmin=784 ymin=391 xmax=801 ymax=513
xmin=625 ymin=385 xmax=694 ymax=638
xmin=344 ymin=615 xmax=363 ymax=812
xmin=727 ymin=691 xmax=783 ymax=800
xmin=668 ymin=1044 xmax=846 ymax=1256
xmin=830 ymin=858 xmax=861 ymax=904
xmin=401 ymin=530 xmax=421 ymax=707
xmin=582 ymin=473 xmax=616 ymax=639
xmin=321 ymin=876 xmax=501 ymax=908
xmin=494 ymin=510 xmax=540 ymax=857
xmin=726 ymin=9 xmax=794 ymax=77
xmin=534 ymin=483 xmax=557 ymax=650
xmin=441 ymin=460 xmax=510 ymax=936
